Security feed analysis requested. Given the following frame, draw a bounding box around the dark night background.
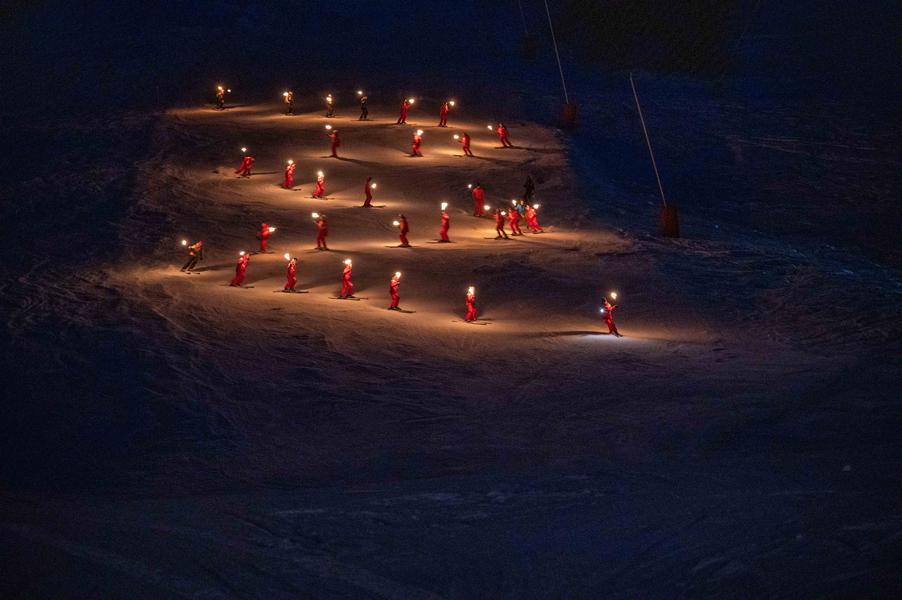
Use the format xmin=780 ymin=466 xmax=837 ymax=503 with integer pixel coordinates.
xmin=1 ymin=1 xmax=900 ymax=597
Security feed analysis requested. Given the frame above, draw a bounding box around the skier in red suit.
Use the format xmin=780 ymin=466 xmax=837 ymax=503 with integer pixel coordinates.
xmin=494 ymin=209 xmax=509 ymax=239
xmin=458 ymin=132 xmax=473 ymax=156
xmin=258 ymin=223 xmax=274 ymax=252
xmin=235 ymin=153 xmax=254 ymax=177
xmin=340 ymin=260 xmax=354 ymax=298
xmin=388 ymin=272 xmax=401 ymax=310
xmin=471 ymin=184 xmax=485 ymax=216
xmin=397 ymin=99 xmax=411 ymax=124
xmin=508 ymin=205 xmax=523 ymax=235
xmin=411 ymin=131 xmax=423 ymax=157
xmin=397 ymin=214 xmax=410 ymax=247
xmin=363 ymin=177 xmax=374 ymax=207
xmin=229 ymin=253 xmax=249 ymax=286
xmin=439 ymin=206 xmax=450 ymax=242
xmin=438 ymin=102 xmax=450 ymax=127
xmin=328 ymin=129 xmax=340 ymax=158
xmin=284 ymin=257 xmax=298 ymax=292
xmin=313 ymin=172 xmax=325 ymax=198
xmin=282 ymin=160 xmax=296 ymax=188
xmin=525 ymin=204 xmax=543 ymax=233
xmin=496 ymin=123 xmax=513 ymax=148
xmin=465 ymin=286 xmax=477 ymax=321
xmin=602 ymin=297 xmax=622 ymax=337
xmin=315 ymin=214 xmax=329 ymax=250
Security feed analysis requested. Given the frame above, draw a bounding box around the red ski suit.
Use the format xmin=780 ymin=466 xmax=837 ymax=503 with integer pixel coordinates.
xmin=398 ymin=216 xmax=410 ymax=246
xmin=411 ymin=134 xmax=423 ymax=156
xmin=497 ymin=125 xmax=513 ymax=147
xmin=329 ymin=132 xmax=340 ymax=157
xmin=235 ymin=156 xmax=254 ymax=176
xmin=285 ymin=261 xmax=297 ymax=291
xmin=525 ymin=206 xmax=543 ymax=232
xmin=313 ymin=175 xmax=325 ymax=198
xmin=283 ymin=163 xmax=296 ymax=188
xmin=363 ymin=179 xmax=373 ymax=207
xmin=315 ymin=218 xmax=328 ymax=249
xmin=465 ymin=292 xmax=477 ymax=321
xmin=508 ymin=209 xmax=523 ymax=235
xmin=603 ymin=301 xmax=619 ymax=335
xmin=459 ymin=133 xmax=472 ymax=156
xmin=438 ymin=103 xmax=449 ymax=127
xmin=439 ymin=211 xmax=450 ymax=241
xmin=389 ymin=276 xmax=400 ymax=308
xmin=494 ymin=211 xmax=508 ymax=238
xmin=340 ymin=265 xmax=354 ymax=298
xmin=230 ymin=255 xmax=249 ymax=286
xmin=397 ymin=101 xmax=410 ymax=124
xmin=259 ymin=224 xmax=272 ymax=252
xmin=472 ymin=186 xmax=485 ymax=216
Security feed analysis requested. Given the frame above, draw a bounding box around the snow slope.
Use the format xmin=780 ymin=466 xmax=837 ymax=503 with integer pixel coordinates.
xmin=2 ymin=1 xmax=901 ymax=598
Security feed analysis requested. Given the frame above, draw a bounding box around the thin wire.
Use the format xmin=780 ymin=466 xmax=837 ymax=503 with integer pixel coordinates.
xmin=629 ymin=73 xmax=668 ymax=208
xmin=517 ymin=0 xmax=529 ymax=36
xmin=543 ymin=0 xmax=569 ymax=104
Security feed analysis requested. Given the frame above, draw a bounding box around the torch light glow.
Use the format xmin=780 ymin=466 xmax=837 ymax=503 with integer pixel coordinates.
xmin=501 ymin=210 xmax=507 ymax=216
xmin=392 ymin=220 xmax=400 ymax=227
xmin=371 ymin=183 xmax=377 ymax=189
xmin=468 ymin=286 xmax=475 ymax=294
xmin=317 ymin=170 xmax=324 ymax=177
xmin=312 ymin=212 xmax=320 ymax=219
xmin=453 ymin=134 xmax=460 ymax=140
xmin=610 ymin=292 xmax=618 ymax=300
xmin=441 ymin=202 xmax=448 ymax=210
xmin=217 ymin=86 xmax=223 ymax=91
xmin=241 ymin=147 xmax=247 ymax=153
xmin=484 ymin=204 xmax=491 ymax=211
xmin=325 ymin=124 xmax=332 ymax=130
xmin=600 ymin=308 xmax=605 ymax=314
xmin=287 ymin=159 xmax=293 ymax=165
xmin=511 ymin=199 xmax=517 ymax=205
xmin=449 ymin=100 xmax=455 ymax=106
xmin=357 ymin=90 xmax=363 ymax=95
xmin=408 ymin=98 xmax=415 ymax=104
xmin=283 ymin=91 xmax=289 ymax=97
xmin=395 ymin=271 xmax=402 ymax=278
xmin=467 ymin=183 xmax=473 ymax=189
xmin=181 ymin=239 xmax=188 ymax=246
xmin=268 ymin=227 xmax=276 ymax=233
xmin=533 ymin=204 xmax=540 ymax=209
xmin=416 ymin=129 xmax=424 ymax=135
xmin=239 ymin=250 xmax=246 ymax=256
xmin=343 ymin=259 xmax=352 ymax=265
xmin=227 ymin=89 xmax=231 ymax=93
xmin=283 ymin=253 xmax=290 ymax=260
xmin=487 ymin=125 xmax=493 ymax=130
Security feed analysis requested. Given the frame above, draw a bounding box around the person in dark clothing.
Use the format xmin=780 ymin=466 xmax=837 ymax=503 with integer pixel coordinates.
xmin=523 ymin=175 xmax=535 ymax=201
xmin=325 ymin=93 xmax=335 ymax=117
xmin=359 ymin=93 xmax=369 ymax=120
xmin=181 ymin=240 xmax=204 ymax=271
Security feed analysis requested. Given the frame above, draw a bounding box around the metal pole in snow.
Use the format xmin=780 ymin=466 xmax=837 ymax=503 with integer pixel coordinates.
xmin=630 ymin=72 xmax=668 ymax=208
xmin=543 ymin=0 xmax=569 ymax=105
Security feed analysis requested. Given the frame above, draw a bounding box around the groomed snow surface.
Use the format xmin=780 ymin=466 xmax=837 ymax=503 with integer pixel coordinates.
xmin=2 ymin=91 xmax=901 ymax=598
